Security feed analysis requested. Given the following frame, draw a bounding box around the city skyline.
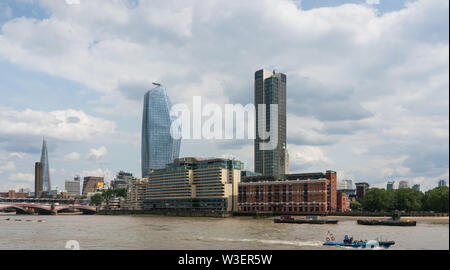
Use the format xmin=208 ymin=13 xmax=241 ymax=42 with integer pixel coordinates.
xmin=0 ymin=0 xmax=448 ymax=193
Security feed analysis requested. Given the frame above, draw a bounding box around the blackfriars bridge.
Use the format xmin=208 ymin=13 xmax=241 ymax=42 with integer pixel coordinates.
xmin=0 ymin=200 xmax=96 ymax=215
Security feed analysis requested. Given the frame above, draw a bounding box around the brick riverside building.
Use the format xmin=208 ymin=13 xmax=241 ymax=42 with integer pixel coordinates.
xmin=337 ymin=191 xmax=350 ymax=212
xmin=238 ymin=171 xmax=337 ymax=214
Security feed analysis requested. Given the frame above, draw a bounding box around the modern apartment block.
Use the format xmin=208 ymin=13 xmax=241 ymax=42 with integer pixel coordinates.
xmin=254 ymin=69 xmax=288 ymax=177
xmin=124 ymin=178 xmax=148 ymax=210
xmin=238 ymin=171 xmax=337 ymax=214
xmin=144 ymin=157 xmax=243 ymax=212
xmin=82 ymin=176 xmax=104 ymax=196
xmin=141 ymin=84 xmax=181 ymax=177
xmin=438 ymin=179 xmax=447 ymax=187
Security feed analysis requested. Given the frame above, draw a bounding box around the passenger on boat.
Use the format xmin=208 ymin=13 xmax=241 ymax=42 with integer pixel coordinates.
xmin=344 ymin=235 xmax=353 ymax=244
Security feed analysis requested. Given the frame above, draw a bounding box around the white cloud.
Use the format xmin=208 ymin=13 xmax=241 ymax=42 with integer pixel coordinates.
xmin=64 ymin=152 xmax=81 ymax=161
xmin=366 ymin=0 xmax=380 ymax=5
xmin=85 ymin=146 xmax=107 ymax=160
xmin=9 ymin=152 xmax=27 ymax=159
xmin=0 ymin=108 xmax=116 ymax=142
xmin=9 ymin=173 xmax=34 ymax=182
xmin=0 ymin=161 xmax=15 ymax=174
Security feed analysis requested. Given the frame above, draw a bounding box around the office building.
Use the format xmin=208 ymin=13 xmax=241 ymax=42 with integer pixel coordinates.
xmin=238 ymin=171 xmax=337 ymax=214
xmin=124 ymin=178 xmax=149 ymax=210
xmin=82 ymin=176 xmax=104 ymax=196
xmin=412 ymin=184 xmax=420 ymax=191
xmin=438 ymin=180 xmax=447 ymax=187
xmin=254 ymin=69 xmax=288 ymax=177
xmin=110 ymin=171 xmax=133 ymax=190
xmin=141 ymin=84 xmax=181 ymax=177
xmin=144 ymin=157 xmax=243 ymax=212
xmin=65 ymin=177 xmax=81 ymax=197
xmin=40 ymin=139 xmax=51 ymax=191
xmin=387 ymin=181 xmax=395 ymax=190
xmin=34 ymin=162 xmax=43 ymax=198
xmin=355 ymin=182 xmax=370 ymax=201
xmin=399 ymin=181 xmax=409 ymax=189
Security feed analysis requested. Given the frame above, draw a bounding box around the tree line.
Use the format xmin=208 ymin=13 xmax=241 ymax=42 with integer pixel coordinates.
xmin=89 ymin=188 xmax=127 ymax=208
xmin=350 ymin=186 xmax=449 ymax=213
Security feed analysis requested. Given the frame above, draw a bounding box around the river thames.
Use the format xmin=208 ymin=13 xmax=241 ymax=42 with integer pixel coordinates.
xmin=0 ymin=214 xmax=448 ymax=250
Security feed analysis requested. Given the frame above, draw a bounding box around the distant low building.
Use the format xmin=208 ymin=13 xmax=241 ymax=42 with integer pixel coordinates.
xmin=125 ymin=178 xmax=148 ymax=210
xmin=337 ymin=180 xmax=353 ymax=190
xmin=0 ymin=190 xmax=29 ymax=199
xmin=398 ymin=181 xmax=409 ymax=189
xmin=387 ymin=181 xmax=395 ymax=190
xmin=110 ymin=171 xmax=133 ymax=190
xmin=82 ymin=176 xmax=104 ymax=196
xmin=65 ymin=177 xmax=81 ymax=196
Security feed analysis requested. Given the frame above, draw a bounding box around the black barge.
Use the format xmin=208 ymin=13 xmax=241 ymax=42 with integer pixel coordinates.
xmin=274 ymin=215 xmax=338 ymax=224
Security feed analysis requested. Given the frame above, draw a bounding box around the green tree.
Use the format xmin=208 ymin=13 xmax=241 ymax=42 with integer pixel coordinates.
xmin=102 ymin=189 xmax=115 ymax=209
xmin=350 ymin=201 xmax=362 ymax=211
xmin=395 ymin=188 xmax=423 ymax=211
xmin=362 ymin=188 xmax=388 ymax=211
xmin=113 ymin=188 xmax=127 ymax=198
xmin=89 ymin=193 xmax=104 ymax=207
xmin=423 ymin=186 xmax=449 ymax=212
xmin=384 ymin=189 xmax=396 ymax=211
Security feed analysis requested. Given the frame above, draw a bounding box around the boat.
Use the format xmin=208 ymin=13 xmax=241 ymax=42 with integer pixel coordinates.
xmin=357 ymin=211 xmax=416 ymax=226
xmin=357 ymin=219 xmax=416 ymax=226
xmin=323 ymin=234 xmax=395 ymax=249
xmin=323 ymin=240 xmax=395 ymax=248
xmin=274 ymin=215 xmax=338 ymax=224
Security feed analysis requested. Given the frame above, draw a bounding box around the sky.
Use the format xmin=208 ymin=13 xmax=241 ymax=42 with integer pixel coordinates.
xmin=0 ymin=0 xmax=448 ymax=192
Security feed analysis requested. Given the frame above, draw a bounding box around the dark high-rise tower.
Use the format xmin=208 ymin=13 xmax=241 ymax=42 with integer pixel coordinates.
xmin=34 ymin=162 xmax=43 ymax=198
xmin=254 ymin=69 xmax=288 ymax=176
xmin=40 ymin=139 xmax=51 ymax=191
xmin=141 ymin=84 xmax=181 ymax=177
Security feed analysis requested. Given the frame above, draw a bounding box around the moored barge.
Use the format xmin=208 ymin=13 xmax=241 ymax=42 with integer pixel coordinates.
xmin=274 ymin=215 xmax=338 ymax=224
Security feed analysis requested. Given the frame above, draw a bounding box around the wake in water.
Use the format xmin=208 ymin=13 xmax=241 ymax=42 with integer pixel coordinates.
xmin=195 ymin=236 xmax=323 ymax=248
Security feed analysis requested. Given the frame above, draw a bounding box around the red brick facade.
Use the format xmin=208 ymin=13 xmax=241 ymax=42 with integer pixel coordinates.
xmin=238 ymin=171 xmax=337 ymax=214
xmin=337 ymin=191 xmax=350 ymax=212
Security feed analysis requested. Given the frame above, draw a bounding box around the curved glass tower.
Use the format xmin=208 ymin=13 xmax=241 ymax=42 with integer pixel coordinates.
xmin=40 ymin=139 xmax=51 ymax=191
xmin=141 ymin=84 xmax=181 ymax=177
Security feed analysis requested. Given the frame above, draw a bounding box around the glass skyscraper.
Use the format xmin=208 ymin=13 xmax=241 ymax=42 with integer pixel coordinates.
xmin=40 ymin=139 xmax=51 ymax=191
xmin=254 ymin=69 xmax=288 ymax=176
xmin=141 ymin=84 xmax=181 ymax=177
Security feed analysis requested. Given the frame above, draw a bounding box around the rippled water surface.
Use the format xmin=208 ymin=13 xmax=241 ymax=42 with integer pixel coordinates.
xmin=0 ymin=214 xmax=448 ymax=250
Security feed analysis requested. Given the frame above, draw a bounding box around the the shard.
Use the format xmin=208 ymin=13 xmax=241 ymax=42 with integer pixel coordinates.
xmin=40 ymin=139 xmax=51 ymax=191
xmin=141 ymin=84 xmax=181 ymax=177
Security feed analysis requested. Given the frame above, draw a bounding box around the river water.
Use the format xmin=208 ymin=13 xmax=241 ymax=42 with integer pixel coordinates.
xmin=0 ymin=214 xmax=448 ymax=250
